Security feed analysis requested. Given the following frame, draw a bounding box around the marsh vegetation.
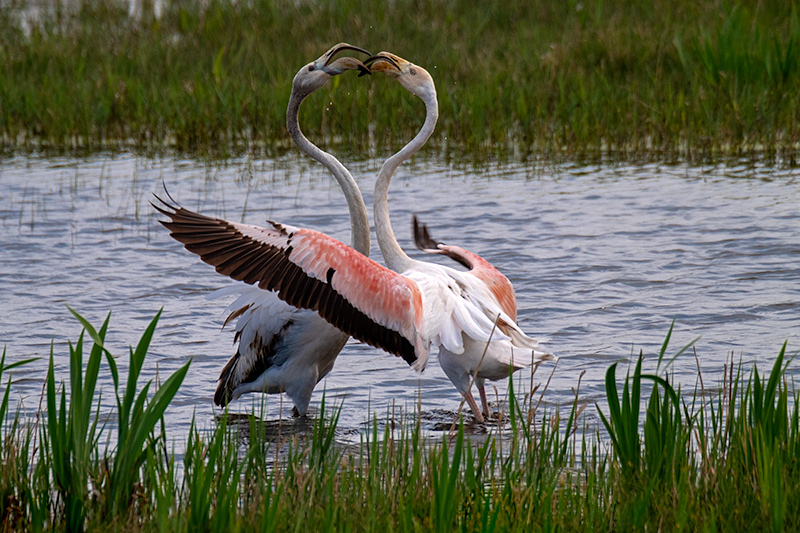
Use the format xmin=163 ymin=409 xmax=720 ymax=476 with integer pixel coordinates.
xmin=2 ymin=313 xmax=799 ymax=531
xmin=1 ymin=0 xmax=799 ymax=158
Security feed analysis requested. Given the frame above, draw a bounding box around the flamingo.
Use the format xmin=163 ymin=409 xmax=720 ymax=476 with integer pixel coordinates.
xmin=153 ymin=52 xmax=553 ymax=424
xmin=154 ymin=43 xmax=373 ymax=417
xmin=366 ymin=52 xmax=555 ymax=421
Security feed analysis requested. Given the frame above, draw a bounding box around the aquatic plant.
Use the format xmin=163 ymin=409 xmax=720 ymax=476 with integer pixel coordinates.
xmin=1 ymin=310 xmax=189 ymax=530
xmin=1 ymin=312 xmax=799 ymax=530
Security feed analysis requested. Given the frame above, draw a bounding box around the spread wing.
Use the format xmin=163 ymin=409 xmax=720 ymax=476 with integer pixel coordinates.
xmin=153 ymin=195 xmax=428 ymax=370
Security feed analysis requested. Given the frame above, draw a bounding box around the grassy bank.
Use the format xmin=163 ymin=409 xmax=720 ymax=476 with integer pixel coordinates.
xmin=1 ymin=0 xmax=799 ymax=158
xmin=2 ymin=312 xmax=799 ymax=531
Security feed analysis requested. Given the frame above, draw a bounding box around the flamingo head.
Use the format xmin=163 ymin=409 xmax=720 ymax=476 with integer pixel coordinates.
xmin=365 ymin=51 xmax=436 ymax=102
xmin=291 ymin=43 xmax=372 ymax=97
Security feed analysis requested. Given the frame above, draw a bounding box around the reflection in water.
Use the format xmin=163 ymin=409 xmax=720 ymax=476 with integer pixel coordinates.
xmin=0 ymin=153 xmax=798 ymax=443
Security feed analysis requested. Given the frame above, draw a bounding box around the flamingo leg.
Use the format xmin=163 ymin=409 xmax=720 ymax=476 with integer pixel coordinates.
xmin=478 ymin=384 xmax=490 ymax=419
xmin=464 ymin=390 xmax=485 ymax=423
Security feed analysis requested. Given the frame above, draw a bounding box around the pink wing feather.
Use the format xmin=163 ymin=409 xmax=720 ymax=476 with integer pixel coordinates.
xmin=412 ymin=215 xmax=517 ymax=320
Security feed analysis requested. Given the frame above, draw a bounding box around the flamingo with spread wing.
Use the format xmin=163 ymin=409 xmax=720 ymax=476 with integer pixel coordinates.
xmin=155 ymin=43 xmax=372 ymax=417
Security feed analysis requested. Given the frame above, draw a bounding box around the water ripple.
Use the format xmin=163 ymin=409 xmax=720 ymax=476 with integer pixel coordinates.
xmin=1 ymin=153 xmax=798 ymax=440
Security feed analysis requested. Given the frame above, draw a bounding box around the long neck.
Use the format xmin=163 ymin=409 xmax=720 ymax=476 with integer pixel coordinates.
xmin=287 ymin=91 xmax=370 ymax=255
xmin=374 ymin=89 xmax=439 ymax=272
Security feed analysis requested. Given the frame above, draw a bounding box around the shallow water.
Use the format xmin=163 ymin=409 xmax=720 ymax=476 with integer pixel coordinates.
xmin=1 ymin=153 xmax=798 ymax=443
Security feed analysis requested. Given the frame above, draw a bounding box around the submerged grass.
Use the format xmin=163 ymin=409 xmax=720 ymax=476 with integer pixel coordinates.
xmin=1 ymin=312 xmax=799 ymax=530
xmin=1 ymin=0 xmax=799 ymax=159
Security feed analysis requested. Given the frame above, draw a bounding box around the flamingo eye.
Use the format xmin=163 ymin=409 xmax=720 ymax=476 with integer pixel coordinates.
xmin=409 ymin=68 xmax=417 ymax=75
xmin=308 ymin=65 xmax=314 ymax=72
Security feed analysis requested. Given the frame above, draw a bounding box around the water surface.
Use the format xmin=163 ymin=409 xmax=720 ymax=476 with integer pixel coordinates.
xmin=1 ymin=153 xmax=798 ymax=441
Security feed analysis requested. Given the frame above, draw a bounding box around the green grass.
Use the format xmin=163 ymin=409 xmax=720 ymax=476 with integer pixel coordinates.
xmin=2 ymin=312 xmax=800 ymax=530
xmin=1 ymin=0 xmax=799 ymax=159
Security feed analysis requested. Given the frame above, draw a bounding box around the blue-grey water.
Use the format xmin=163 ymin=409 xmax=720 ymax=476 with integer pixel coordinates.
xmin=1 ymin=153 xmax=798 ymax=442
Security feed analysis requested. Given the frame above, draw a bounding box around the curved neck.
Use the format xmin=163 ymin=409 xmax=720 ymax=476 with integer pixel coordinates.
xmin=374 ymin=89 xmax=439 ymax=272
xmin=287 ymin=91 xmax=370 ymax=255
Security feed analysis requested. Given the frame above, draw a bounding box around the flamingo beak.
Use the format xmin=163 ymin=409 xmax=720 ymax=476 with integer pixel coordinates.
xmin=320 ymin=43 xmax=371 ymax=66
xmin=315 ymin=43 xmax=372 ymax=77
xmin=323 ymin=57 xmax=372 ymax=76
xmin=364 ymin=52 xmax=402 ymax=74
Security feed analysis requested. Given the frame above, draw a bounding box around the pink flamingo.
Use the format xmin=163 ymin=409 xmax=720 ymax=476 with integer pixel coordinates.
xmin=367 ymin=52 xmax=554 ymax=421
xmin=156 ymin=43 xmax=372 ymax=417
